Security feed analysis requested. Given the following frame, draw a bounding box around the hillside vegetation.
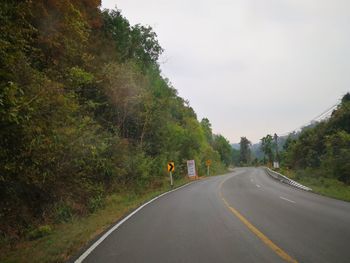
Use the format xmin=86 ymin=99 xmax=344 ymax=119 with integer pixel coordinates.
xmin=0 ymin=0 xmax=232 ymax=244
xmin=259 ymin=93 xmax=350 ymax=200
xmin=282 ymin=93 xmax=350 ymax=183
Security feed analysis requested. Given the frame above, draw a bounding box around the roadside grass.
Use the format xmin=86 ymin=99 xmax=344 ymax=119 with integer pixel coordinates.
xmin=0 ymin=177 xmax=192 ymax=263
xmin=279 ymin=168 xmax=350 ymax=202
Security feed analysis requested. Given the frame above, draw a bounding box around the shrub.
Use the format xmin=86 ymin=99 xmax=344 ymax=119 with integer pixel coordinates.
xmin=88 ymin=195 xmax=104 ymax=213
xmin=54 ymin=203 xmax=73 ymax=223
xmin=27 ymin=225 xmax=52 ymax=240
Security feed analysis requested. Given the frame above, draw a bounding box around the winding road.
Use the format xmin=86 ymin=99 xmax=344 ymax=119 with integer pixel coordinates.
xmin=75 ymin=168 xmax=350 ymax=263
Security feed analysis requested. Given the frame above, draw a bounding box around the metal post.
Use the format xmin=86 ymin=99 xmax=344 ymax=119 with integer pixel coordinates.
xmin=207 ymin=165 xmax=210 ymax=176
xmin=170 ymin=171 xmax=173 ymax=188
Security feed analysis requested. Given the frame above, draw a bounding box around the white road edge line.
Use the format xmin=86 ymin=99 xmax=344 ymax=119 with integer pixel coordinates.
xmin=256 ymin=184 xmax=261 ymax=188
xmin=280 ymin=196 xmax=296 ymax=203
xmin=74 ymin=182 xmax=193 ymax=263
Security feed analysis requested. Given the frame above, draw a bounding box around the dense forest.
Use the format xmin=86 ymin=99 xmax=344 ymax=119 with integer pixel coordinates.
xmin=260 ymin=93 xmax=350 ymax=184
xmin=282 ymin=93 xmax=350 ymax=183
xmin=0 ymin=1 xmax=232 ymax=240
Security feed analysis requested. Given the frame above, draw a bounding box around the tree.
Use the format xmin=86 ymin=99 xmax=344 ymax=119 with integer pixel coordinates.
xmin=260 ymin=134 xmax=274 ymax=164
xmin=279 ymin=93 xmax=350 ymax=184
xmin=101 ymin=9 xmax=163 ymax=70
xmin=200 ymin=118 xmax=213 ymax=145
xmin=0 ymin=1 xmax=232 ymax=240
xmin=321 ymin=131 xmax=350 ymax=183
xmin=212 ymin=134 xmax=232 ymax=167
xmin=341 ymin=92 xmax=350 ymax=104
xmin=232 ymin=148 xmax=240 ymax=166
xmin=239 ymin=137 xmax=251 ymax=165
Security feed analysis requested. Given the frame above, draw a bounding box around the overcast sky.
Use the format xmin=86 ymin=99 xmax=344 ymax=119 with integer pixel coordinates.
xmin=102 ymin=0 xmax=349 ymax=143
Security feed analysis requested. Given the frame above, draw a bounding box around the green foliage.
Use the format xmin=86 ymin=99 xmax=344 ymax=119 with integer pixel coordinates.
xmin=260 ymin=134 xmax=274 ymax=163
xmin=88 ymin=195 xmax=105 ymax=213
xmin=239 ymin=137 xmax=251 ymax=165
xmin=231 ymin=148 xmax=240 ymax=166
xmin=101 ymin=9 xmax=163 ymax=69
xmin=284 ymin=169 xmax=350 ymax=202
xmin=54 ymin=203 xmax=73 ymax=223
xmin=321 ymin=130 xmax=350 ymax=183
xmin=279 ymin=93 xmax=350 ymax=185
xmin=68 ymin=67 xmax=94 ymax=88
xmin=200 ymin=118 xmax=213 ymax=145
xmin=0 ymin=0 xmax=230 ymax=241
xmin=27 ymin=225 xmax=52 ymax=240
xmin=212 ymin=134 xmax=232 ymax=166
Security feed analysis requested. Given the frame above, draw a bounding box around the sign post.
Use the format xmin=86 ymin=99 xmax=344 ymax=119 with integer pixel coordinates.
xmin=187 ymin=160 xmax=196 ymax=179
xmin=205 ymin=160 xmax=212 ymax=176
xmin=167 ymin=162 xmax=175 ymax=188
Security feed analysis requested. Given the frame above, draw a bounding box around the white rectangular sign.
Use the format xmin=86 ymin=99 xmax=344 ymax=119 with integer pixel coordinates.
xmin=187 ymin=160 xmax=196 ymax=177
xmin=273 ymin=161 xmax=280 ymax=169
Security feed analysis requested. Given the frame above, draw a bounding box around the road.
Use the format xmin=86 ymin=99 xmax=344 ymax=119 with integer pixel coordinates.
xmin=77 ymin=168 xmax=350 ymax=263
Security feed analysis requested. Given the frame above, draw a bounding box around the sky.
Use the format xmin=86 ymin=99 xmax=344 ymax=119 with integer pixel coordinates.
xmin=101 ymin=0 xmax=350 ymax=143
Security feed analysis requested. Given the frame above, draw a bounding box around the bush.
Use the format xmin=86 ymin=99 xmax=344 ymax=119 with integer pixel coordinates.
xmin=0 ymin=1 xmax=230 ymax=240
xmin=321 ymin=131 xmax=350 ymax=184
xmin=27 ymin=225 xmax=52 ymax=240
xmin=88 ymin=195 xmax=104 ymax=213
xmin=54 ymin=203 xmax=73 ymax=223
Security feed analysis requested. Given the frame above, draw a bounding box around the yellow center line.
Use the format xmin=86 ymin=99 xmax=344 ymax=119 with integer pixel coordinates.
xmin=219 ymin=178 xmax=298 ymax=263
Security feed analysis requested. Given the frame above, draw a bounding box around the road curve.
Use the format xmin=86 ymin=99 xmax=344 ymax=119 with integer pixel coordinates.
xmin=75 ymin=168 xmax=350 ymax=263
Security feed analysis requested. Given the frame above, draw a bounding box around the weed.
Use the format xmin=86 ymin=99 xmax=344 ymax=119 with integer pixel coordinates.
xmin=285 ymin=169 xmax=350 ymax=202
xmin=27 ymin=225 xmax=52 ymax=240
xmin=54 ymin=202 xmax=72 ymax=223
xmin=88 ymin=195 xmax=104 ymax=213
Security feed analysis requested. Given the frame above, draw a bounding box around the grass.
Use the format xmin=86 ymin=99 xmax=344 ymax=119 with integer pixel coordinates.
xmin=278 ymin=168 xmax=350 ymax=202
xmin=0 ymin=176 xmax=192 ymax=263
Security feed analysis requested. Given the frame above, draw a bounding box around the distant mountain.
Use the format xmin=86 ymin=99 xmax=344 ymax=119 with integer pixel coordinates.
xmin=250 ymin=134 xmax=291 ymax=160
xmin=251 ymin=142 xmax=264 ymax=160
xmin=232 ymin=135 xmax=291 ymax=161
xmin=231 ymin=143 xmax=240 ymax=150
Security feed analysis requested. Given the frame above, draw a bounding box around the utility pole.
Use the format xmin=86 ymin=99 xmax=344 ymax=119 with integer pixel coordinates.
xmin=170 ymin=171 xmax=173 ymax=188
xmin=274 ymin=133 xmax=279 ymax=169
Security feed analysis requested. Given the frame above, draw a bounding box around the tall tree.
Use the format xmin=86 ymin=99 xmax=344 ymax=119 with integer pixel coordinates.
xmin=200 ymin=118 xmax=213 ymax=145
xmin=212 ymin=134 xmax=232 ymax=167
xmin=260 ymin=134 xmax=274 ymax=164
xmin=0 ymin=1 xmax=232 ymax=240
xmin=239 ymin=137 xmax=251 ymax=165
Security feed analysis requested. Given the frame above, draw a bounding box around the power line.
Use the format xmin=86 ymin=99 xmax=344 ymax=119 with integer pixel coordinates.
xmin=277 ymin=101 xmax=340 ymax=137
xmin=311 ymin=103 xmax=338 ymax=122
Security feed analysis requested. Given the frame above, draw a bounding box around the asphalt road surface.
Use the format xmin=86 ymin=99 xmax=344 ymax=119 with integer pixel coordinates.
xmin=77 ymin=168 xmax=350 ymax=263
